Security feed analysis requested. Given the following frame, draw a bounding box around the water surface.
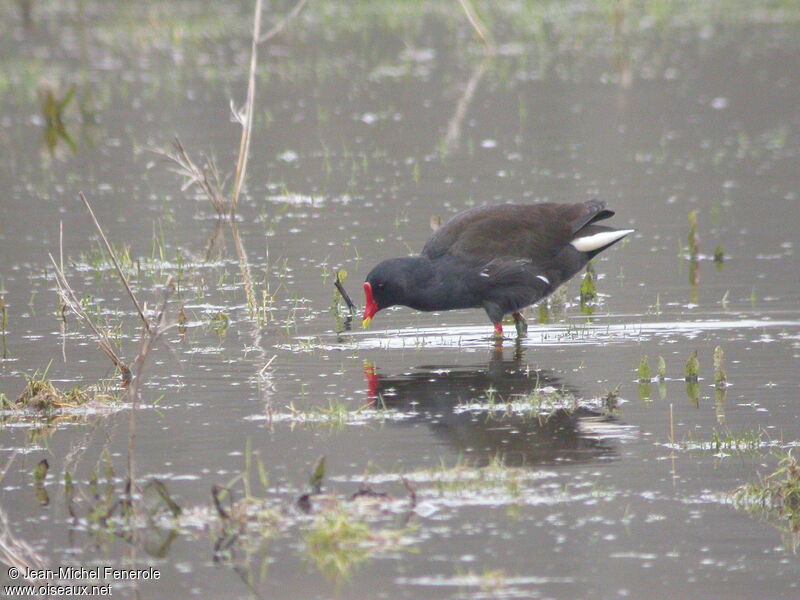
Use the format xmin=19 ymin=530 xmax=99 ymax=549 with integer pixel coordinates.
xmin=1 ymin=2 xmax=799 ymax=599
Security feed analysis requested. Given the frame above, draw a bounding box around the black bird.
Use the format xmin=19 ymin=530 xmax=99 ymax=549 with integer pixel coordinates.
xmin=362 ymin=200 xmax=633 ymax=336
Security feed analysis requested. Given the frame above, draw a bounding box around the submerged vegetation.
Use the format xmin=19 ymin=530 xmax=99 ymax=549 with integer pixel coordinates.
xmin=304 ymin=507 xmax=411 ymax=581
xmin=210 ymin=452 xmax=415 ymax=581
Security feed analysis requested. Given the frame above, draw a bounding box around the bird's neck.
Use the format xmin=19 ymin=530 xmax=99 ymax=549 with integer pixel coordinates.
xmin=402 ymin=255 xmax=478 ymax=311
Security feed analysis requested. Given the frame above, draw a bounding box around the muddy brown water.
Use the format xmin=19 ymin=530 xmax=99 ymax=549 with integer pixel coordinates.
xmin=1 ymin=2 xmax=799 ymax=599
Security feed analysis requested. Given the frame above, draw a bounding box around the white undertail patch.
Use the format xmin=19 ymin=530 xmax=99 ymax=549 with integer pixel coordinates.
xmin=570 ymin=229 xmax=634 ymax=253
xmin=536 ymin=275 xmax=550 ymax=285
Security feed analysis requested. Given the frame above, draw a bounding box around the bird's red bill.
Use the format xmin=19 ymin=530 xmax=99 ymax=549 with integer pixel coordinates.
xmin=362 ymin=282 xmax=378 ymax=328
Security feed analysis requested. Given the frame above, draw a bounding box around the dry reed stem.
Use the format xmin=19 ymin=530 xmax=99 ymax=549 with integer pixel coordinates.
xmin=230 ymin=0 xmax=307 ymax=216
xmin=78 ymin=192 xmax=149 ymax=332
xmin=59 ymin=220 xmax=67 ymax=361
xmin=443 ymin=59 xmax=488 ymax=154
xmin=48 ymin=253 xmax=131 ymax=382
xmin=175 ymin=138 xmax=227 ymax=216
xmin=126 ymin=277 xmax=176 ymax=501
xmin=258 ymin=0 xmax=308 ymax=44
xmin=150 ymin=137 xmax=228 ymax=218
xmin=230 ymin=222 xmax=258 ymax=313
xmin=457 ymin=0 xmax=497 ymax=55
xmin=0 ymin=455 xmax=44 ymax=574
xmin=230 ymin=0 xmax=264 ymax=217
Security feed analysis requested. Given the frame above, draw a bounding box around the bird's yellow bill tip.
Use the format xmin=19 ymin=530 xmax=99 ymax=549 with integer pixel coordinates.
xmin=361 ymin=317 xmax=372 ymax=329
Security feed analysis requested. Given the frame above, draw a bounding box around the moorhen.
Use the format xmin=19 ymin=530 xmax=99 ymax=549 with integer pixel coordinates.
xmin=362 ymin=200 xmax=633 ymax=336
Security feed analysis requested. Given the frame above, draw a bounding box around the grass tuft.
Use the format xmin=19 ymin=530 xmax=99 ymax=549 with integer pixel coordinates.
xmin=733 ymin=452 xmax=800 ymax=547
xmin=685 ymin=351 xmax=700 ymax=382
xmin=637 ymin=356 xmax=652 ymax=382
xmin=13 ymin=369 xmax=118 ymax=412
xmin=304 ymin=509 xmax=376 ymax=580
xmin=713 ymin=345 xmax=727 ymax=388
xmin=688 ymin=209 xmax=699 ymax=257
xmin=656 ymin=356 xmax=667 ymax=380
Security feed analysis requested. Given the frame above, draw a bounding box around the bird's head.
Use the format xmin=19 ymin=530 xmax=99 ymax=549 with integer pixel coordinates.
xmin=362 ymin=257 xmax=429 ymax=328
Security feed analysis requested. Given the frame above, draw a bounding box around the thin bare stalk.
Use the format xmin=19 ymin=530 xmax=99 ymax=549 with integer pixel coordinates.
xmin=230 ymin=0 xmax=264 ymax=217
xmin=48 ymin=253 xmax=131 ymax=383
xmin=129 ymin=279 xmax=176 ymax=400
xmin=126 ymin=277 xmax=176 ymax=501
xmin=154 ymin=137 xmax=229 ymax=218
xmin=442 ymin=59 xmax=488 ymax=155
xmin=230 ymin=221 xmax=257 ymax=313
xmin=78 ymin=192 xmax=149 ymax=332
xmin=258 ymin=0 xmax=308 ymax=44
xmin=457 ymin=0 xmax=497 ymax=55
xmin=203 ymin=218 xmax=226 ymax=261
xmin=0 ymin=455 xmax=44 ymax=574
xmin=59 ymin=220 xmax=66 ymax=361
xmin=59 ymin=219 xmax=64 ymax=274
xmin=258 ymin=354 xmax=277 ymax=426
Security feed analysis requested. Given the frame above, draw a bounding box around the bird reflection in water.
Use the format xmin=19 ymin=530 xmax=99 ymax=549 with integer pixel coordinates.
xmin=364 ymin=345 xmax=627 ymax=467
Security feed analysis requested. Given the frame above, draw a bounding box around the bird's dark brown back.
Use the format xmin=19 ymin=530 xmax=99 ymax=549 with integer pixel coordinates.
xmin=421 ymin=201 xmax=612 ymax=263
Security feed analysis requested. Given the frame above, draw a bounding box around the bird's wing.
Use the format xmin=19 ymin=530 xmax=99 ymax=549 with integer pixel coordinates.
xmin=568 ymin=199 xmax=614 ymax=234
xmin=476 ymin=257 xmax=552 ymax=312
xmin=422 ymin=202 xmax=610 ymax=262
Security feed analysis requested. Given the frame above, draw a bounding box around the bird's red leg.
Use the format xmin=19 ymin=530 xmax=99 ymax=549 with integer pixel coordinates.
xmin=363 ymin=361 xmax=380 ymax=407
xmin=493 ymin=322 xmax=503 ymax=337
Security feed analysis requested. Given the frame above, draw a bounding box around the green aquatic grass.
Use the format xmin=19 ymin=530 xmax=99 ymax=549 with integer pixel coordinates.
xmin=283 ymin=399 xmax=395 ymax=428
xmin=713 ymin=345 xmax=727 ymax=387
xmin=733 ymin=451 xmax=800 ymax=549
xmin=405 ymin=454 xmax=532 ymax=497
xmin=672 ymin=428 xmax=769 ymax=454
xmin=656 ymin=356 xmax=667 ymax=380
xmin=637 ymin=356 xmax=652 ymax=382
xmin=303 ymin=508 xmax=409 ymax=581
xmin=208 ymin=311 xmax=230 ymax=341
xmin=685 ymin=351 xmax=700 ymax=382
xmin=708 ymin=428 xmax=764 ymax=453
xmin=687 ymin=209 xmax=699 ymax=257
xmin=579 ymin=263 xmax=597 ymax=314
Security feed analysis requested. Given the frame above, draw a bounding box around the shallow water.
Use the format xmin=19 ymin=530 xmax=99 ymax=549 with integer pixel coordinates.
xmin=1 ymin=1 xmax=799 ymax=598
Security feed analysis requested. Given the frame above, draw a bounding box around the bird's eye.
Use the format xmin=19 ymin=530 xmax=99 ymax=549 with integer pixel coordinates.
xmin=375 ymin=282 xmax=385 ymax=290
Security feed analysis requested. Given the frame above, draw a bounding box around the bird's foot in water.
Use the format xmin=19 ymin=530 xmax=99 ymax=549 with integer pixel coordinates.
xmin=513 ymin=312 xmax=528 ymax=337
xmin=493 ymin=322 xmax=504 ymax=338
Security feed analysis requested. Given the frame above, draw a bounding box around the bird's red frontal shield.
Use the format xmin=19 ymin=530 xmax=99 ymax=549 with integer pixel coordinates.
xmin=362 ymin=282 xmax=378 ymax=328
